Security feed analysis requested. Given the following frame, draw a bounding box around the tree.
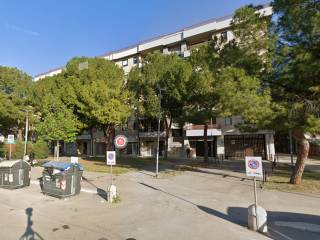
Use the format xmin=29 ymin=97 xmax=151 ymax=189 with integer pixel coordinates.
xmin=187 ymin=44 xmax=219 ymax=163
xmin=64 ymin=57 xmax=132 ymax=155
xmin=271 ymin=0 xmax=320 ymax=184
xmin=0 ymin=66 xmax=33 ymax=138
xmin=36 ymin=103 xmax=81 ymax=160
xmin=186 ymin=5 xmax=274 ymax=163
xmin=128 ymin=52 xmax=192 ymax=159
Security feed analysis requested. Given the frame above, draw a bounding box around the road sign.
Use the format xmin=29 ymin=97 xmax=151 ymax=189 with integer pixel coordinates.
xmin=7 ymin=135 xmax=14 ymax=144
xmin=245 ymin=156 xmax=263 ymax=178
xmin=114 ymin=135 xmax=128 ymax=149
xmin=106 ymin=151 xmax=116 ymax=165
xmin=71 ymin=156 xmax=78 ymax=164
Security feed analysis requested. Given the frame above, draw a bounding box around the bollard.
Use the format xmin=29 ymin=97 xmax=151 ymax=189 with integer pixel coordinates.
xmin=248 ymin=204 xmax=268 ymax=233
xmin=108 ymin=184 xmax=117 ymax=203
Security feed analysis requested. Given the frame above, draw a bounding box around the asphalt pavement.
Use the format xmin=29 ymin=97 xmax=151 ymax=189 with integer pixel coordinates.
xmin=0 ymin=165 xmax=319 ymax=240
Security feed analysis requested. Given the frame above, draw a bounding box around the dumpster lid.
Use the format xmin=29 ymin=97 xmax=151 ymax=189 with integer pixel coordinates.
xmin=42 ymin=161 xmax=84 ymax=171
xmin=0 ymin=160 xmax=30 ymax=168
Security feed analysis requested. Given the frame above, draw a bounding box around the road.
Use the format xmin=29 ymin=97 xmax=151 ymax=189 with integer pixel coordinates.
xmin=0 ymin=166 xmax=319 ymax=240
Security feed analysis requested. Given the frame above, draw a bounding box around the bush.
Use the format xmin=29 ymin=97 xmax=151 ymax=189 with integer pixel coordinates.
xmin=30 ymin=140 xmax=49 ymax=159
xmin=8 ymin=140 xmax=50 ymax=160
xmin=0 ymin=143 xmax=5 ymax=158
xmin=12 ymin=141 xmax=26 ymax=159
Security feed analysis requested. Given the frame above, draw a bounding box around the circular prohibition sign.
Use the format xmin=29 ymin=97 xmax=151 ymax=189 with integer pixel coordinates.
xmin=248 ymin=159 xmax=260 ymax=170
xmin=114 ymin=135 xmax=128 ymax=149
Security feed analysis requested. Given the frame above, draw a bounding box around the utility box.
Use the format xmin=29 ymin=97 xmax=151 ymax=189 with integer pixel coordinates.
xmin=0 ymin=160 xmax=31 ymax=189
xmin=42 ymin=161 xmax=83 ymax=198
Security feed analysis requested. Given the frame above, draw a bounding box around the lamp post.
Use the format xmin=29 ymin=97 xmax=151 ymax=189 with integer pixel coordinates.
xmin=156 ymin=86 xmax=165 ymax=178
xmin=23 ymin=109 xmax=30 ymax=158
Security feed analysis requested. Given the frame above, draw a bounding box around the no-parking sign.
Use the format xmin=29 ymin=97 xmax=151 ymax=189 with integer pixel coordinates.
xmin=106 ymin=151 xmax=116 ymax=165
xmin=245 ymin=156 xmax=263 ymax=178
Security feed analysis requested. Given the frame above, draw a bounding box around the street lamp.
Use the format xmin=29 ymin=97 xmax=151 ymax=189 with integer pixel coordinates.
xmin=23 ymin=109 xmax=31 ymax=159
xmin=155 ymin=86 xmax=165 ymax=178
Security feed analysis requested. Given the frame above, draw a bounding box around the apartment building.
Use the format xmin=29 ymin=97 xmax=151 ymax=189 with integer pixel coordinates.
xmin=35 ymin=4 xmax=275 ymax=160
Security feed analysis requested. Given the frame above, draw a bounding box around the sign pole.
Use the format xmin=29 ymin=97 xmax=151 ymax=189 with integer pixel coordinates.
xmin=253 ymin=176 xmax=259 ymax=229
xmin=9 ymin=143 xmax=12 ymax=160
xmin=111 ymin=164 xmax=113 ymax=185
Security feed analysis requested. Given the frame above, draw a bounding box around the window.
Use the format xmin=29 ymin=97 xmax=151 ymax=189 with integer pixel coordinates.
xmin=133 ymin=56 xmax=138 ymax=64
xmin=221 ymin=31 xmax=228 ymax=42
xmin=225 ymin=117 xmax=232 ymax=126
xmin=172 ymin=129 xmax=183 ymax=137
xmin=122 ymin=59 xmax=128 ymax=67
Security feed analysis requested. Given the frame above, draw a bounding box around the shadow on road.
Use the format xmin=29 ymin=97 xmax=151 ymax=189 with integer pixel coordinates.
xmin=139 ymin=182 xmax=320 ymax=240
xmin=82 ymin=176 xmax=107 ymax=199
xmin=20 ymin=208 xmax=44 ymax=240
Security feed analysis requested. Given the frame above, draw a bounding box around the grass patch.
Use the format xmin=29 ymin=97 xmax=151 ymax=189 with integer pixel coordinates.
xmin=55 ymin=156 xmax=156 ymax=174
xmin=263 ymin=164 xmax=320 ymax=194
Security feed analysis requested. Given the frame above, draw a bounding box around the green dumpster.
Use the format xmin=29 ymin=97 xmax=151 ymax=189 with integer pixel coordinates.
xmin=0 ymin=160 xmax=31 ymax=189
xmin=42 ymin=161 xmax=83 ymax=198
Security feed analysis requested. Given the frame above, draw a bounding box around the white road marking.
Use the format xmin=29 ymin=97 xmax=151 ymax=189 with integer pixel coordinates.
xmin=269 ymin=227 xmax=294 ymax=240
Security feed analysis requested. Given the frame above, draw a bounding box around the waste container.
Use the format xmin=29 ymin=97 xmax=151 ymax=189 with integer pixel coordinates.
xmin=0 ymin=160 xmax=31 ymax=189
xmin=41 ymin=161 xmax=83 ymax=198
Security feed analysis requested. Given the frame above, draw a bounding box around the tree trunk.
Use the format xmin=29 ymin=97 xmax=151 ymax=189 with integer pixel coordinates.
xmin=290 ymin=130 xmax=309 ymax=185
xmin=89 ymin=127 xmax=94 ymax=156
xmin=164 ymin=117 xmax=172 ymax=160
xmin=103 ymin=125 xmax=114 ymax=159
xmin=204 ymin=124 xmax=208 ymax=164
xmin=17 ymin=128 xmax=23 ymax=141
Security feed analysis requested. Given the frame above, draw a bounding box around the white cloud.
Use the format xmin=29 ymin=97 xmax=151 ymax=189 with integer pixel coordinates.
xmin=5 ymin=23 xmax=40 ymax=36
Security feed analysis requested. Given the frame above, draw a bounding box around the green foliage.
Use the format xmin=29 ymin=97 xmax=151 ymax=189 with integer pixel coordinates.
xmin=271 ymin=0 xmax=320 ymax=134
xmin=30 ymin=140 xmax=50 ymax=159
xmin=36 ymin=104 xmax=81 ymax=143
xmin=214 ymin=67 xmax=272 ymax=126
xmin=128 ymin=52 xmax=192 ymax=121
xmin=11 ymin=141 xmax=27 ymax=159
xmin=66 ymin=57 xmax=132 ymax=133
xmin=0 ymin=66 xmax=33 ymax=135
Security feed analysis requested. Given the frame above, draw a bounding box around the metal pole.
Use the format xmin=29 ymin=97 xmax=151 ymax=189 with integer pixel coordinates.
xmin=289 ymin=130 xmax=294 ymax=170
xmin=24 ymin=111 xmax=29 ymax=157
xmin=9 ymin=144 xmax=12 ymax=160
xmin=253 ymin=177 xmax=259 ymax=230
xmin=111 ymin=164 xmax=113 ymax=185
xmin=210 ymin=118 xmax=213 ymax=164
xmin=156 ymin=88 xmax=161 ymax=178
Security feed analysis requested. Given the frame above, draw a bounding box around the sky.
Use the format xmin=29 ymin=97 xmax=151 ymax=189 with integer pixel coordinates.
xmin=0 ymin=0 xmax=268 ymax=77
